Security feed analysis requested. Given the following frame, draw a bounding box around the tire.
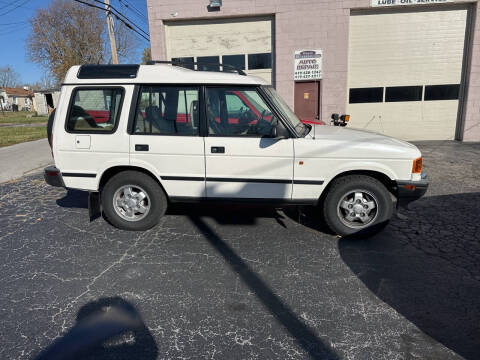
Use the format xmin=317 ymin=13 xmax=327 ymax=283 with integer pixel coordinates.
xmin=101 ymin=171 xmax=167 ymax=231
xmin=322 ymin=175 xmax=393 ymax=237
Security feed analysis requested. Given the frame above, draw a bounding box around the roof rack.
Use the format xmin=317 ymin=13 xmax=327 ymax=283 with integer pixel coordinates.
xmin=146 ymin=60 xmax=247 ymax=76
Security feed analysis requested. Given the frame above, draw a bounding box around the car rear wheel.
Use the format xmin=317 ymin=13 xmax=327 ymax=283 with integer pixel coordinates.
xmin=323 ymin=175 xmax=393 ymax=236
xmin=102 ymin=171 xmax=167 ymax=231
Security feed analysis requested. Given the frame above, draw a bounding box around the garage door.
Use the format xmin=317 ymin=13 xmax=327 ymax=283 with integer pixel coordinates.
xmin=347 ymin=7 xmax=468 ymax=140
xmin=165 ymin=17 xmax=273 ymax=84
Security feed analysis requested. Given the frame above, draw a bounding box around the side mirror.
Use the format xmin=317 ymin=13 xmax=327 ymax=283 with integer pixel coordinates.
xmin=270 ymin=121 xmax=289 ymax=139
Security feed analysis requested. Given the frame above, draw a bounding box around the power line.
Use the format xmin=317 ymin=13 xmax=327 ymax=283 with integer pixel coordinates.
xmin=0 ymin=0 xmax=23 ymax=9
xmin=73 ymin=0 xmax=149 ymax=42
xmin=90 ymin=0 xmax=149 ymax=37
xmin=123 ymin=0 xmax=147 ymax=18
xmin=0 ymin=23 xmax=29 ymax=36
xmin=0 ymin=0 xmax=31 ymax=17
xmin=119 ymin=0 xmax=148 ymax=22
xmin=116 ymin=0 xmax=149 ymax=35
xmin=112 ymin=13 xmax=149 ymax=42
xmin=0 ymin=21 xmax=28 ymax=26
xmin=118 ymin=0 xmax=147 ymax=20
xmin=89 ymin=0 xmax=150 ymax=39
xmin=117 ymin=0 xmax=148 ymax=31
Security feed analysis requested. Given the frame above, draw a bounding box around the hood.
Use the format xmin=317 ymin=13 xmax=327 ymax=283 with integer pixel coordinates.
xmin=306 ymin=125 xmax=421 ymax=159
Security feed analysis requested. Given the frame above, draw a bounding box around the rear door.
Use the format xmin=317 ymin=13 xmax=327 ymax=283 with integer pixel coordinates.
xmin=129 ymin=85 xmax=206 ymax=199
xmin=204 ymin=86 xmax=294 ymax=200
xmin=54 ymin=85 xmax=131 ymax=191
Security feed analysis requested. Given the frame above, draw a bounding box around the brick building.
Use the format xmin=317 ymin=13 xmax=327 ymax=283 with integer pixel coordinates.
xmin=146 ymin=0 xmax=480 ymax=141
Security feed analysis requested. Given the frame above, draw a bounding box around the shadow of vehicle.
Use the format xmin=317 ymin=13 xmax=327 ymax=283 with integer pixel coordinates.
xmin=338 ymin=192 xmax=480 ymax=359
xmin=282 ymin=205 xmax=335 ymax=235
xmin=34 ymin=297 xmax=158 ymax=360
xmin=56 ymin=189 xmax=88 ymax=209
xmin=54 ymin=187 xmax=306 ymax=231
xmin=168 ymin=202 xmax=290 ymax=227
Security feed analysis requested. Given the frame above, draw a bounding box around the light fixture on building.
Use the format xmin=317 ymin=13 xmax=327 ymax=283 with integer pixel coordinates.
xmin=209 ymin=0 xmax=222 ymax=8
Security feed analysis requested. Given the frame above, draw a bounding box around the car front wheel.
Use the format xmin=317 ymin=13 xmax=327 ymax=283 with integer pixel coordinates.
xmin=323 ymin=175 xmax=393 ymax=236
xmin=102 ymin=171 xmax=167 ymax=231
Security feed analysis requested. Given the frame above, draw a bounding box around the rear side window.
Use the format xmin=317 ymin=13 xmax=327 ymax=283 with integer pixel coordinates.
xmin=66 ymin=88 xmax=124 ymax=132
xmin=133 ymin=86 xmax=199 ymax=136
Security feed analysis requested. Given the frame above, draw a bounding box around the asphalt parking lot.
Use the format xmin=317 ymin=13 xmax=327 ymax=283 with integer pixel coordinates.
xmin=1 ymin=142 xmax=479 ymax=360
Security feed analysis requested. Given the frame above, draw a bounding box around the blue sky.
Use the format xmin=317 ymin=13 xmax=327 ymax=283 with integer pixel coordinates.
xmin=0 ymin=0 xmax=150 ymax=85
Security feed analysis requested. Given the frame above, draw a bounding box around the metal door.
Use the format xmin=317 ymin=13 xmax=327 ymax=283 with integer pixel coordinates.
xmin=294 ymin=81 xmax=320 ymax=123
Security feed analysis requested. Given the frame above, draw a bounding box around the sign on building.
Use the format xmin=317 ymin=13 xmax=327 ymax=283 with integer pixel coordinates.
xmin=294 ymin=50 xmax=322 ymax=81
xmin=371 ymin=0 xmax=452 ymax=7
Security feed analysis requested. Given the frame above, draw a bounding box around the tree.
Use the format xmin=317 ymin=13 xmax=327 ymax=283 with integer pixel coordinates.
xmin=27 ymin=0 xmax=136 ymax=83
xmin=0 ymin=66 xmax=20 ymax=88
xmin=28 ymin=72 xmax=58 ymax=91
xmin=141 ymin=47 xmax=151 ymax=64
xmin=39 ymin=72 xmax=58 ymax=89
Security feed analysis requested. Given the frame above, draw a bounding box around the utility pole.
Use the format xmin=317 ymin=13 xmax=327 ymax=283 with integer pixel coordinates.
xmin=104 ymin=0 xmax=119 ymax=64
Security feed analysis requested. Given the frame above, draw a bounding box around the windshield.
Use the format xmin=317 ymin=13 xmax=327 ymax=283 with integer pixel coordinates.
xmin=261 ymin=86 xmax=307 ymax=136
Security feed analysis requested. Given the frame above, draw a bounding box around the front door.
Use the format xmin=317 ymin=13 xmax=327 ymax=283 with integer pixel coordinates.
xmin=129 ymin=85 xmax=205 ymax=199
xmin=204 ymin=86 xmax=294 ymax=199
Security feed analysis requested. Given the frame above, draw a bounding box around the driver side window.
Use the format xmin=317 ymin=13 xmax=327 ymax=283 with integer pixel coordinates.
xmin=206 ymin=87 xmax=278 ymax=137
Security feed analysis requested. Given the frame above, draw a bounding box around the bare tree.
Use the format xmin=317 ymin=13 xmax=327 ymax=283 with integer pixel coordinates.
xmin=141 ymin=47 xmax=151 ymax=64
xmin=112 ymin=18 xmax=136 ymax=64
xmin=28 ymin=72 xmax=58 ymax=91
xmin=40 ymin=72 xmax=57 ymax=89
xmin=0 ymin=66 xmax=20 ymax=88
xmin=27 ymin=0 xmax=136 ymax=83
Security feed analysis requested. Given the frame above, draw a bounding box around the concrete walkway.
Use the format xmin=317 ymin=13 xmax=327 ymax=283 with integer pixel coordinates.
xmin=0 ymin=138 xmax=52 ymax=183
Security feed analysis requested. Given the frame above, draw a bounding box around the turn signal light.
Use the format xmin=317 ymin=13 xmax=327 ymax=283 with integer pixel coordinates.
xmin=341 ymin=115 xmax=350 ymax=123
xmin=412 ymin=157 xmax=422 ymax=174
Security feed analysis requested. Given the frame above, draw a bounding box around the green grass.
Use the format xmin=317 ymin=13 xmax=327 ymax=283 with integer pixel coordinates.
xmin=0 ymin=126 xmax=47 ymax=147
xmin=0 ymin=111 xmax=48 ymax=124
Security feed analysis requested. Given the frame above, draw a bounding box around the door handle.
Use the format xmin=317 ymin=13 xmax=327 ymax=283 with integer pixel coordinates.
xmin=135 ymin=144 xmax=149 ymax=151
xmin=211 ymin=146 xmax=225 ymax=154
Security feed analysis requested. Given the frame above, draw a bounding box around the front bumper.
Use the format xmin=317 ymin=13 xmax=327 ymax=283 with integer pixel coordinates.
xmin=44 ymin=165 xmax=65 ymax=188
xmin=395 ymin=172 xmax=429 ymax=208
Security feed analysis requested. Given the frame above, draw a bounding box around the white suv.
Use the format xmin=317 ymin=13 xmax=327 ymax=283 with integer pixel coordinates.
xmin=44 ymin=63 xmax=428 ymax=235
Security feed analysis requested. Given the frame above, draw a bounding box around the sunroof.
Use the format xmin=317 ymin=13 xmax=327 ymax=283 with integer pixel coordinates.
xmin=77 ymin=64 xmax=140 ymax=79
